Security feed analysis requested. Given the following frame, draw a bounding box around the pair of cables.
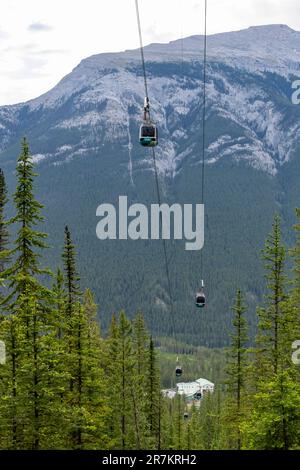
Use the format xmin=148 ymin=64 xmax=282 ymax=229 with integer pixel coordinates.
xmin=134 ymin=0 xmax=208 ymax=367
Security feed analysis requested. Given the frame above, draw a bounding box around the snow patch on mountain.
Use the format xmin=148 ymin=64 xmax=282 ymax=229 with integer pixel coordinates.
xmin=31 ymin=154 xmax=47 ymax=164
xmin=56 ymin=145 xmax=73 ymax=154
xmin=56 ymin=111 xmax=102 ymax=129
xmin=207 ymin=135 xmax=232 ymax=154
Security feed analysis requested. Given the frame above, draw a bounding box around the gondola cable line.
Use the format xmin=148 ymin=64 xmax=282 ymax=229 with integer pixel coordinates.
xmin=135 ymin=0 xmax=158 ymax=147
xmin=135 ymin=0 xmax=209 ymax=377
xmin=134 ymin=0 xmax=181 ymax=378
xmin=151 ymin=146 xmax=181 ymax=377
xmin=195 ymin=0 xmax=207 ymax=310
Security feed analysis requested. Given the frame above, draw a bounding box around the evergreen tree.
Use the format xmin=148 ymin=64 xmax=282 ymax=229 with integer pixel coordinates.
xmin=159 ymin=398 xmax=173 ymax=450
xmin=118 ymin=311 xmax=135 ymax=449
xmin=0 ymin=139 xmax=55 ymax=449
xmin=174 ymin=395 xmax=184 ymax=450
xmin=52 ymin=268 xmax=66 ymax=339
xmin=256 ymin=215 xmax=286 ymax=375
xmin=289 ymin=208 xmax=300 ymax=347
xmin=61 ymin=226 xmax=81 ymax=399
xmin=0 ymin=314 xmax=23 ymax=448
xmin=0 ymin=168 xmax=9 ymax=276
xmin=2 ymin=138 xmax=50 ymax=308
xmin=105 ymin=311 xmax=159 ymax=450
xmin=62 ymin=226 xmax=81 ymax=317
xmin=183 ymin=405 xmax=201 ymax=450
xmin=196 ymin=392 xmax=219 ymax=449
xmin=145 ymin=337 xmax=161 ymax=449
xmin=222 ymin=289 xmax=248 ymax=449
xmin=83 ymin=288 xmax=100 ymax=341
xmin=60 ymin=231 xmax=110 ymax=449
xmin=105 ymin=314 xmax=122 ymax=447
xmin=243 ymin=215 xmax=300 ymax=449
xmin=291 ymin=208 xmax=300 ymax=290
xmin=66 ymin=301 xmax=111 ymax=449
xmin=105 ymin=312 xmax=137 ymax=449
xmin=81 ymin=299 xmax=111 ymax=450
xmin=132 ymin=312 xmax=148 ymax=376
xmin=131 ymin=313 xmax=149 ymax=449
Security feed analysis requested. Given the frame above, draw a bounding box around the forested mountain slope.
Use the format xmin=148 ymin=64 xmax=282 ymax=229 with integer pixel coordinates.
xmin=1 ymin=24 xmax=300 ymax=346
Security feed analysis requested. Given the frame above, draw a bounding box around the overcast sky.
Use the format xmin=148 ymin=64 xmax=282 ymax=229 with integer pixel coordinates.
xmin=0 ymin=0 xmax=299 ymax=105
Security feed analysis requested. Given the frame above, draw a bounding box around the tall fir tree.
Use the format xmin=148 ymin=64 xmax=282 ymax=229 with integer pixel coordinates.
xmin=105 ymin=314 xmax=122 ymax=447
xmin=2 ymin=138 xmax=50 ymax=308
xmin=289 ymin=208 xmax=300 ymax=347
xmin=52 ymin=268 xmax=66 ymax=339
xmin=66 ymin=301 xmax=111 ymax=449
xmin=106 ymin=312 xmax=152 ymax=450
xmin=182 ymin=405 xmax=200 ymax=450
xmin=0 ymin=139 xmax=56 ymax=449
xmin=61 ymin=226 xmax=81 ymax=398
xmin=243 ymin=215 xmax=300 ymax=449
xmin=132 ymin=312 xmax=148 ymax=376
xmin=105 ymin=312 xmax=136 ymax=449
xmin=256 ymin=215 xmax=286 ymax=375
xmin=62 ymin=226 xmax=81 ymax=317
xmin=131 ymin=313 xmax=150 ymax=449
xmin=118 ymin=311 xmax=135 ymax=449
xmin=222 ymin=289 xmax=248 ymax=449
xmin=0 ymin=168 xmax=9 ymax=277
xmin=145 ymin=336 xmax=162 ymax=449
xmin=196 ymin=390 xmax=221 ymax=450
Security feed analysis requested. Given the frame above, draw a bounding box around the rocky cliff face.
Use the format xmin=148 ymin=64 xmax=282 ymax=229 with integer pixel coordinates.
xmin=1 ymin=24 xmax=300 ymax=175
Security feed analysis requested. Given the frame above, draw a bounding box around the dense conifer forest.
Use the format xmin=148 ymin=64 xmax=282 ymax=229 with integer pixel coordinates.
xmin=0 ymin=139 xmax=299 ymax=449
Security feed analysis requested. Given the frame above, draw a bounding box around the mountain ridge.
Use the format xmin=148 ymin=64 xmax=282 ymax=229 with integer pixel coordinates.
xmin=0 ymin=24 xmax=300 ymax=345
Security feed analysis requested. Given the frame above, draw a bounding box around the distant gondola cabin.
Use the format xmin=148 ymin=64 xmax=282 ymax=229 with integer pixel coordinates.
xmin=196 ymin=292 xmax=206 ymax=308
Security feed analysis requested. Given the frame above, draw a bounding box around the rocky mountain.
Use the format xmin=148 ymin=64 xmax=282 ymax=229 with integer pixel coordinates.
xmin=1 ymin=24 xmax=300 ymax=346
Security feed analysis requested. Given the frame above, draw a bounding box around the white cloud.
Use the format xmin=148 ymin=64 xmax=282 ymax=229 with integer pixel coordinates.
xmin=0 ymin=0 xmax=299 ymax=105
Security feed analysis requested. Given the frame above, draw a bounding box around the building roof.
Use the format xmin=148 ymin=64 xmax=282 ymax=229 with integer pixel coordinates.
xmin=195 ymin=378 xmax=214 ymax=388
xmin=176 ymin=378 xmax=214 ymax=397
xmin=162 ymin=378 xmax=214 ymax=400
